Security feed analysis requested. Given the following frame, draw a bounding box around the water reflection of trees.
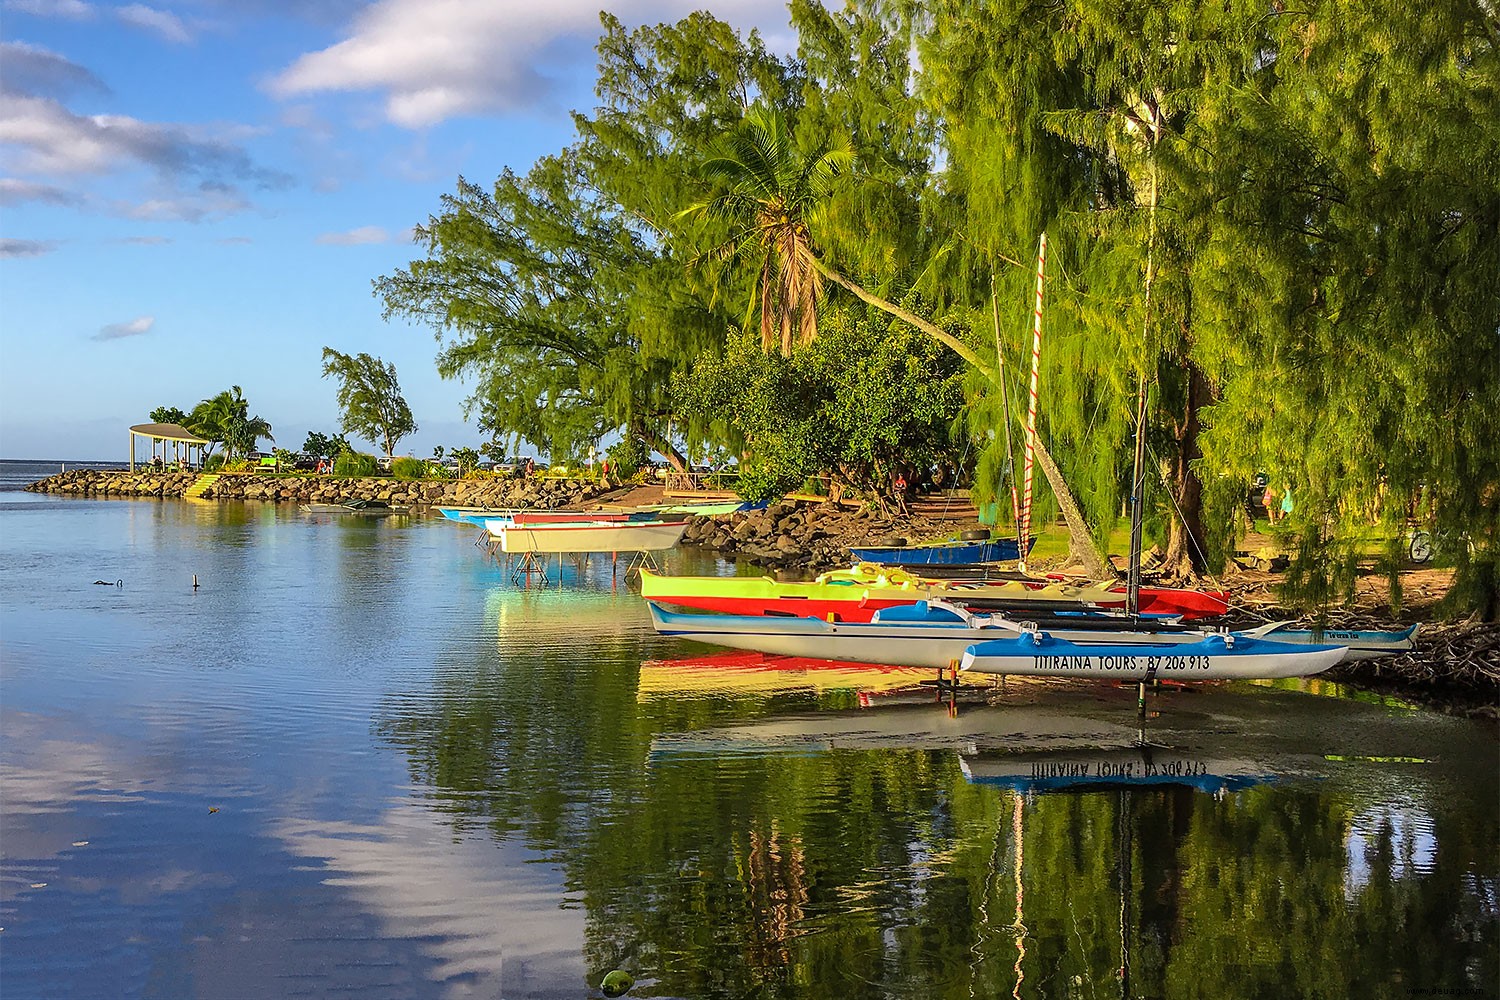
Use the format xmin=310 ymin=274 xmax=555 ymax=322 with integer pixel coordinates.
xmin=375 ymin=633 xmax=1497 ymax=998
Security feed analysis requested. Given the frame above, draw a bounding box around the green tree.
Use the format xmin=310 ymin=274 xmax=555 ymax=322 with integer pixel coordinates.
xmin=677 ymin=104 xmax=852 ymax=357
xmin=450 ymin=446 xmax=480 ymax=476
xmin=320 ymin=348 xmax=416 ymax=461
xmin=301 ymin=431 xmax=348 ymax=460
xmin=675 ymin=321 xmax=966 ymax=506
xmin=680 ymin=102 xmax=1110 ymax=574
xmin=149 ymin=405 xmax=190 ymax=425
xmin=188 ymin=386 xmax=272 ymax=460
xmin=374 ymin=159 xmax=714 ymax=468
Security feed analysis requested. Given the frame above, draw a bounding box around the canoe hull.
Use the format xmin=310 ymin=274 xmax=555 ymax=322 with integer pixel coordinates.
xmin=646 ymin=603 xmax=1299 ymax=672
xmin=1244 ymin=622 xmax=1419 ymax=661
xmin=850 ymin=537 xmax=1031 ymax=566
xmin=486 ymin=519 xmax=688 ymax=553
xmin=638 ymin=567 xmax=1230 ymax=623
xmin=960 ymin=634 xmax=1345 ymax=680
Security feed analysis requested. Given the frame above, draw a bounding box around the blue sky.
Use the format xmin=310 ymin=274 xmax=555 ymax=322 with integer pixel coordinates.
xmin=0 ymin=0 xmax=793 ymax=460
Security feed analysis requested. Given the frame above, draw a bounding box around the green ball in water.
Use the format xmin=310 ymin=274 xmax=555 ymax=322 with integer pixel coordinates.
xmin=600 ymin=969 xmax=634 ymax=997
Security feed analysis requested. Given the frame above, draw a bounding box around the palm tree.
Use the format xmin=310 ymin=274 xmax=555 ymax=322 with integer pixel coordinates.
xmin=681 ymin=107 xmax=1110 ymax=577
xmin=677 ymin=105 xmax=852 ymax=357
xmin=189 ymin=386 xmax=273 ymax=460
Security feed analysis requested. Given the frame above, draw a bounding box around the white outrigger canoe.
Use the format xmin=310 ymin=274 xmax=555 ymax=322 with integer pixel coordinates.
xmin=646 ymin=599 xmax=1347 ymax=677
xmin=485 ymin=517 xmax=688 ymax=554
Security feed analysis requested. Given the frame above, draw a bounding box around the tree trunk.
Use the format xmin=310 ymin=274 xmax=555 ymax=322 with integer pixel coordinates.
xmin=1032 ymin=437 xmax=1115 ymax=580
xmin=813 ymin=256 xmax=1110 ymax=575
xmin=639 ymin=427 xmax=687 ymax=471
xmin=1162 ymin=363 xmax=1210 ymax=578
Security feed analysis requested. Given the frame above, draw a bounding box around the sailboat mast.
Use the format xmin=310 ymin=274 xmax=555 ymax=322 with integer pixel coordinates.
xmin=1127 ymin=108 xmax=1162 ymax=617
xmin=992 ymin=275 xmax=1023 ymax=561
xmin=1020 ymin=232 xmax=1047 ymax=572
xmin=1127 ymin=382 xmax=1148 ymax=615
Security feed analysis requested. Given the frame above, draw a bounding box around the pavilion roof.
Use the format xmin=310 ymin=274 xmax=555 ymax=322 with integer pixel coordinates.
xmin=129 ymin=422 xmax=210 ymax=444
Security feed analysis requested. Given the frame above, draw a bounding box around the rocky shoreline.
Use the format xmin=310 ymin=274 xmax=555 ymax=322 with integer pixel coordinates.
xmin=25 ymin=469 xmax=1498 ymax=716
xmin=24 ymin=468 xmax=964 ymax=572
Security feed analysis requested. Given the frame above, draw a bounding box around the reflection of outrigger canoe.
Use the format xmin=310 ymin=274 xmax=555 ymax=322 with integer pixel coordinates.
xmin=638 ymin=650 xmax=990 ymax=702
xmin=300 ymin=499 xmax=409 ymax=515
xmin=639 ymin=564 xmax=1230 ymax=621
xmin=959 ymin=747 xmax=1275 ymax=794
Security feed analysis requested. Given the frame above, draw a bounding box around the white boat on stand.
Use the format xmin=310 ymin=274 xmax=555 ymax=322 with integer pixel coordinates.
xmin=483 ymin=517 xmax=689 ymax=555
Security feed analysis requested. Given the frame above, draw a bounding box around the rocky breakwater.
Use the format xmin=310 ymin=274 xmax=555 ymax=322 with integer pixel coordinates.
xmin=680 ymin=500 xmax=967 ymax=572
xmin=25 ymin=468 xmax=198 ymax=497
xmin=26 ymin=469 xmax=605 ymax=509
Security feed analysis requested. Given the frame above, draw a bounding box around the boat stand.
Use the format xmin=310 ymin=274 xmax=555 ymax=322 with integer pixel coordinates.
xmin=622 ymin=550 xmax=661 ymax=578
xmin=919 ymin=661 xmax=988 ymax=716
xmin=510 ymin=550 xmax=551 ymax=585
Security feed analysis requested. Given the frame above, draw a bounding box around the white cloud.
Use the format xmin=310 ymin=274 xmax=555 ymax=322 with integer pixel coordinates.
xmin=119 ymin=186 xmax=251 ymax=222
xmin=0 ymin=176 xmax=79 ymax=205
xmin=316 ymin=225 xmax=388 ymax=245
xmin=0 ymin=95 xmax=290 ymax=185
xmin=268 ymin=0 xmax=793 ymax=128
xmin=0 ymin=41 xmax=109 ymax=98
xmin=4 ymin=0 xmax=94 ymax=20
xmin=115 ymin=3 xmax=193 ymax=43
xmin=116 ymin=235 xmax=172 ymax=245
xmin=94 ymin=315 xmax=155 ymax=341
xmin=0 ymin=237 xmax=60 ymax=257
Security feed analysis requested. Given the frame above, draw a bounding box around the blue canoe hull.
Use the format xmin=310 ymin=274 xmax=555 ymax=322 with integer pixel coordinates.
xmin=850 ymin=537 xmax=1034 ymax=566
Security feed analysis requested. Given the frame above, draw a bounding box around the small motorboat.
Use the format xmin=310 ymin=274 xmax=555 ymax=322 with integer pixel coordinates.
xmin=300 ymin=499 xmax=408 ymax=515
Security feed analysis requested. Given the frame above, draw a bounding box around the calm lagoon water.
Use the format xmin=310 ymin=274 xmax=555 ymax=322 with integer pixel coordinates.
xmin=1 ymin=470 xmax=1496 ymax=999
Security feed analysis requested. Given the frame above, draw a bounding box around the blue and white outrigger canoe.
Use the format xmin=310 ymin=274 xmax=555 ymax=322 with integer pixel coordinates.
xmin=646 ymin=600 xmax=1347 ymax=677
xmin=1240 ymin=621 xmax=1419 ymax=661
xmin=960 ymin=631 xmax=1345 ymax=680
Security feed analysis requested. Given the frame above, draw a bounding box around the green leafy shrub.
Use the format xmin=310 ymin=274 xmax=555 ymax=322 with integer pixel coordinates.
xmin=733 ymin=460 xmax=800 ymax=504
xmin=390 ymin=456 xmax=427 ymax=480
xmin=333 ymin=450 xmax=379 ymax=477
xmin=204 ymin=454 xmax=225 ymax=472
xmin=607 ymin=437 xmax=647 ymax=480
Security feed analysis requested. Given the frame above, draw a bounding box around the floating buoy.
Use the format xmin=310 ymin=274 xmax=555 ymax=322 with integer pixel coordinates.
xmin=600 ymin=970 xmax=633 ymax=997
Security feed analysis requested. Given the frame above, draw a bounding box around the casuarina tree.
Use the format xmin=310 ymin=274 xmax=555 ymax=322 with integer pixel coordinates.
xmin=320 ymin=348 xmax=416 ymax=460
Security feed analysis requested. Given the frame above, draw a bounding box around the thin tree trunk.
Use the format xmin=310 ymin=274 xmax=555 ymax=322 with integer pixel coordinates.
xmin=639 ymin=427 xmax=687 ymax=471
xmin=1032 ymin=437 xmax=1114 ymax=579
xmin=1163 ymin=362 xmax=1210 ymax=577
xmin=813 ymin=256 xmax=1110 ymax=576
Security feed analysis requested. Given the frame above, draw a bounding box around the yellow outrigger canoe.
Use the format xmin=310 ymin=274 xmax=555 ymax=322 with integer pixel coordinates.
xmin=640 ymin=563 xmax=1230 ymax=621
xmin=639 ymin=564 xmax=1121 ymax=623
